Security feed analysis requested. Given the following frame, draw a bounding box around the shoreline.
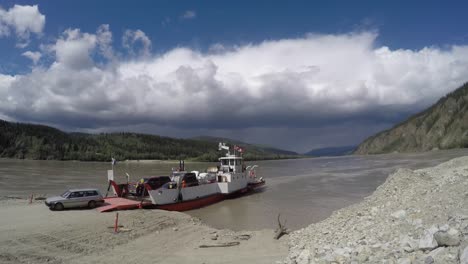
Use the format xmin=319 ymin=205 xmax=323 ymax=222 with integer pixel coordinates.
xmin=1 ymin=147 xmax=467 ymax=164
xmin=285 ymin=156 xmax=468 ymax=263
xmin=0 ymin=156 xmax=307 ymax=163
xmin=1 ymin=155 xmax=468 ymax=263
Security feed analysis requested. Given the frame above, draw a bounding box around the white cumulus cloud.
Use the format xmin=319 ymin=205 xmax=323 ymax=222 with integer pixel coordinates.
xmin=96 ymin=24 xmax=114 ymax=60
xmin=1 ymin=30 xmax=468 ymax=150
xmin=22 ymin=51 xmax=42 ymax=64
xmin=53 ymin=28 xmax=97 ymax=70
xmin=0 ymin=4 xmax=45 ymax=47
xmin=181 ymin=10 xmax=196 ymax=20
xmin=122 ymin=29 xmax=151 ymax=57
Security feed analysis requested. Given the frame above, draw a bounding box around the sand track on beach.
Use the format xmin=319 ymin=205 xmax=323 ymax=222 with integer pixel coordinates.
xmin=0 ymin=201 xmax=287 ymax=264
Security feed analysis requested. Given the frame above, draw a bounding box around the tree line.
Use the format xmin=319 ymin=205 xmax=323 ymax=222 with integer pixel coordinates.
xmin=0 ymin=120 xmax=301 ymax=162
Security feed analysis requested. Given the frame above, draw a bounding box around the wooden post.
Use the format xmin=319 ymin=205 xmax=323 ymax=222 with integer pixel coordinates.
xmin=274 ymin=213 xmax=289 ymax=240
xmin=29 ymin=194 xmax=33 ymax=204
xmin=114 ymin=212 xmax=119 ymax=233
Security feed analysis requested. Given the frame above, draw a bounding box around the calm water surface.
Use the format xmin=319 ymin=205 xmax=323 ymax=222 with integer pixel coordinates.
xmin=1 ymin=149 xmax=468 ymax=231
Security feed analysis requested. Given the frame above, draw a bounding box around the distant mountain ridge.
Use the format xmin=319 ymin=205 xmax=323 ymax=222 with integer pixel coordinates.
xmin=0 ymin=120 xmax=301 ymax=161
xmin=305 ymin=145 xmax=356 ymax=157
xmin=355 ymin=82 xmax=468 ymax=154
xmin=191 ymin=136 xmax=299 ymax=156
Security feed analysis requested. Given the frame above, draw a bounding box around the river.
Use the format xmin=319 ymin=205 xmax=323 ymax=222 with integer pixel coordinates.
xmin=1 ymin=149 xmax=467 ymax=231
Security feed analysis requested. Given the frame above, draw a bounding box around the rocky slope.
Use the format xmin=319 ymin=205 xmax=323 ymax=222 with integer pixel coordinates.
xmin=355 ymin=82 xmax=468 ymax=154
xmin=285 ymin=156 xmax=468 ymax=263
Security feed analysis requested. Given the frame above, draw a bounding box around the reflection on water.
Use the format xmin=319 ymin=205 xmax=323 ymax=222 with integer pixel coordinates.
xmin=1 ymin=149 xmax=468 ymax=231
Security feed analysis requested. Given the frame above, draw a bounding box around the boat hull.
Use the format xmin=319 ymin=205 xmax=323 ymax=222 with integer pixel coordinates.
xmin=155 ymin=193 xmax=224 ymax=211
xmin=153 ymin=180 xmax=266 ymax=211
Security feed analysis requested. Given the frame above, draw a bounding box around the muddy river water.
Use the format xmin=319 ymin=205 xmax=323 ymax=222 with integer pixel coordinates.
xmin=1 ymin=149 xmax=468 ymax=231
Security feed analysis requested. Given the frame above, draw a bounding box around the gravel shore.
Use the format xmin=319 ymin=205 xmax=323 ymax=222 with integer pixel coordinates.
xmin=285 ymin=156 xmax=468 ymax=263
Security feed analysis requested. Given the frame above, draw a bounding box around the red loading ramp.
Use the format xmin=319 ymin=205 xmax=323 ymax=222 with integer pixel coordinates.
xmin=97 ymin=197 xmax=151 ymax=212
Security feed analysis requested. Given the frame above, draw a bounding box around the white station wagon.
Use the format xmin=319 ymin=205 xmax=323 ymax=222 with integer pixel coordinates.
xmin=45 ymin=188 xmax=104 ymax=210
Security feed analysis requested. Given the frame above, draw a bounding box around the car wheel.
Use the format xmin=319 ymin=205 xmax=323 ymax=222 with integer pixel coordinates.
xmin=54 ymin=203 xmax=64 ymax=211
xmin=88 ymin=200 xmax=96 ymax=209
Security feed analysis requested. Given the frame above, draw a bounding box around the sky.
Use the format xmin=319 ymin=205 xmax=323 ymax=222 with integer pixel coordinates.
xmin=1 ymin=0 xmax=468 ymax=153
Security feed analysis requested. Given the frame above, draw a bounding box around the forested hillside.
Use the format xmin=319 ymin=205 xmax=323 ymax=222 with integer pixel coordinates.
xmin=0 ymin=120 xmax=300 ymax=161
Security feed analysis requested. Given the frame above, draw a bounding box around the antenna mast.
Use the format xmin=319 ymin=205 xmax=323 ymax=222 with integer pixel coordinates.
xmin=218 ymin=142 xmax=230 ymax=156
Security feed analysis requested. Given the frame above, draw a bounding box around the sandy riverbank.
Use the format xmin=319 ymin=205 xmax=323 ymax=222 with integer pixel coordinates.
xmin=0 ymin=199 xmax=287 ymax=264
xmin=285 ymin=156 xmax=468 ymax=263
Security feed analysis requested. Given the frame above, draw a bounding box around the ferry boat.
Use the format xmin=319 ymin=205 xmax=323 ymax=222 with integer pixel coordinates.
xmin=102 ymin=143 xmax=265 ymax=212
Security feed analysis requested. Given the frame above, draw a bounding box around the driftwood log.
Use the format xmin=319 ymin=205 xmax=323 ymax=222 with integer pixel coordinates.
xmin=274 ymin=213 xmax=289 ymax=240
xmin=199 ymin=242 xmax=240 ymax=248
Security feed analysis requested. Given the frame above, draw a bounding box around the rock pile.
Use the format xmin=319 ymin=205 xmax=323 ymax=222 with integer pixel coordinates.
xmin=285 ymin=156 xmax=468 ymax=263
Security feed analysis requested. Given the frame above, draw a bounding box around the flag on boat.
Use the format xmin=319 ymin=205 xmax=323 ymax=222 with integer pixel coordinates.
xmin=234 ymin=145 xmax=244 ymax=153
xmin=111 ymin=158 xmax=117 ymax=165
